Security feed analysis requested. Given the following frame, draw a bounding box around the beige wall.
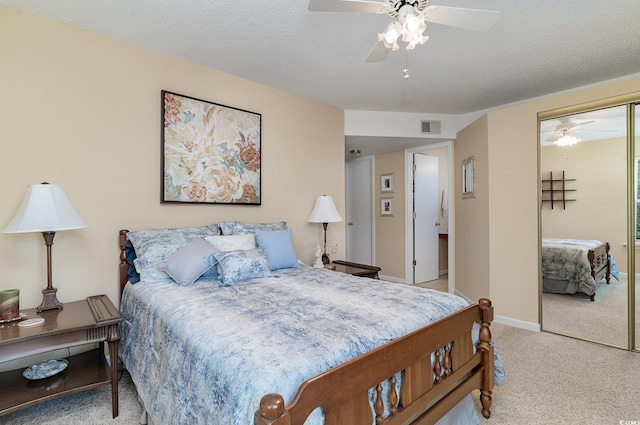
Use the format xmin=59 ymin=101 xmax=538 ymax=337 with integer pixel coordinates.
xmin=0 ymin=6 xmax=345 ymax=309
xmin=374 ymin=151 xmax=405 ymax=278
xmin=467 ymin=77 xmax=640 ymax=325
xmin=454 ymin=115 xmax=491 ymax=302
xmin=541 ymin=137 xmax=628 ymax=272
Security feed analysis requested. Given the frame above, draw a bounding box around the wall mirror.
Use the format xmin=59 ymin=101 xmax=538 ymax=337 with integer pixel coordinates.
xmin=462 ymin=155 xmax=476 ymax=199
xmin=539 ymin=96 xmax=639 ymax=350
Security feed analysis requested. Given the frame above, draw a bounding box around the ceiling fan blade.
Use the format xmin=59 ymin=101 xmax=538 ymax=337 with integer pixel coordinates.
xmin=424 ymin=5 xmax=501 ymax=31
xmin=308 ymin=0 xmax=386 ymax=13
xmin=556 ymin=120 xmax=594 ymax=131
xmin=365 ymin=40 xmax=391 ymax=62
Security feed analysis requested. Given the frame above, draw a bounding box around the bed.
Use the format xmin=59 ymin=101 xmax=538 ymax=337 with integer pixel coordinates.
xmin=541 ymin=238 xmax=620 ymax=301
xmin=117 ymin=223 xmax=504 ymax=425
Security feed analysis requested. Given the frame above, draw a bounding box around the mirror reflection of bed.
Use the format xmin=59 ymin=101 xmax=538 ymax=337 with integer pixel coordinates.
xmin=539 ymin=105 xmax=629 ymax=348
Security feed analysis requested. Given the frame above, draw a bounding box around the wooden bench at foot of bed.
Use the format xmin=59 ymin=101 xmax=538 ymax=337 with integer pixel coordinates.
xmin=255 ymin=299 xmax=494 ymax=425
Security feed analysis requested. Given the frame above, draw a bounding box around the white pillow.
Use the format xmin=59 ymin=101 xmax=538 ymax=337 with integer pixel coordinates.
xmin=205 ymin=234 xmax=255 ymax=252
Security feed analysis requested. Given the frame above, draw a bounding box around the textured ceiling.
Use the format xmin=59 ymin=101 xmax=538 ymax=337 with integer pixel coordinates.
xmin=2 ymin=0 xmax=639 ymax=116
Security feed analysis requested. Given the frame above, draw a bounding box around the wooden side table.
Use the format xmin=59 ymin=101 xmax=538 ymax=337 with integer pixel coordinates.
xmin=331 ymin=260 xmax=381 ymax=279
xmin=0 ymin=295 xmax=122 ymax=418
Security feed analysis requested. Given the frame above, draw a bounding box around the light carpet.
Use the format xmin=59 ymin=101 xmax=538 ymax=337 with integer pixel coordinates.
xmin=542 ymin=275 xmax=635 ymax=347
xmin=3 ymin=322 xmax=640 ymax=424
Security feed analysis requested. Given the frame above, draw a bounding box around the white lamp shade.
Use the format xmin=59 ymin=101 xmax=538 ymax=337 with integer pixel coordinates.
xmin=307 ymin=195 xmax=342 ymax=223
xmin=3 ymin=184 xmax=88 ymax=233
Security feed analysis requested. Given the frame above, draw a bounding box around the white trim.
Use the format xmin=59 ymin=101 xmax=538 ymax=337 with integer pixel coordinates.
xmin=454 ymin=289 xmax=541 ymax=332
xmin=404 ymin=141 xmax=454 ymax=292
xmin=494 ymin=315 xmax=541 ymax=332
xmin=379 ymin=274 xmax=406 ymax=284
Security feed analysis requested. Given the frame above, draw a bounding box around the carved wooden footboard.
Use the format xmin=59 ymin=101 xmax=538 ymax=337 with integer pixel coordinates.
xmin=255 ymin=299 xmax=494 ymax=425
xmin=588 ymin=241 xmax=611 ymax=284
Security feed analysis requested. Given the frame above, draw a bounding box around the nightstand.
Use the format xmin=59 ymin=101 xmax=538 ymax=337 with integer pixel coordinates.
xmin=332 ymin=260 xmax=381 ymax=279
xmin=0 ymin=294 xmax=122 ymax=418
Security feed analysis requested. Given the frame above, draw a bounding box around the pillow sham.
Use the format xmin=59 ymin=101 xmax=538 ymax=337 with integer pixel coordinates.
xmin=205 ymin=234 xmax=255 ymax=252
xmin=218 ymin=220 xmax=287 ymax=236
xmin=254 ymin=228 xmax=299 ymax=270
xmin=213 ymin=248 xmax=271 ymax=286
xmin=127 ymin=225 xmax=220 ymax=282
xmin=156 ymin=238 xmax=219 ymax=286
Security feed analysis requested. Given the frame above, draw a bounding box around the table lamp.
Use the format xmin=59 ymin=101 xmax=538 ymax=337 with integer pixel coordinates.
xmin=307 ymin=195 xmax=342 ymax=265
xmin=3 ymin=183 xmax=88 ymax=312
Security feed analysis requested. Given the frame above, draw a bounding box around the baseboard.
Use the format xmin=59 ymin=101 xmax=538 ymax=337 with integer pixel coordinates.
xmin=380 ymin=274 xmax=406 ymax=284
xmin=453 ymin=289 xmax=540 ymax=332
xmin=453 ymin=289 xmax=471 ymax=302
xmin=494 ymin=315 xmax=540 ymax=332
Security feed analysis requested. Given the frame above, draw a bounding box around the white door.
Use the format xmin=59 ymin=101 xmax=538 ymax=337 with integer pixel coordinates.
xmin=346 ymin=158 xmax=373 ymax=265
xmin=413 ymin=153 xmax=439 ymax=283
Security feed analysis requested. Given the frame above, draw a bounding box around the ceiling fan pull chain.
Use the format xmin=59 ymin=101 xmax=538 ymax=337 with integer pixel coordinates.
xmin=403 ymin=49 xmax=410 ymax=80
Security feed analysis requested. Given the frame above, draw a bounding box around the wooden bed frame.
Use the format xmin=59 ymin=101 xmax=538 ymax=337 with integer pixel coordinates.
xmin=542 ymin=240 xmax=612 ymax=301
xmin=588 ymin=241 xmax=611 ymax=286
xmin=118 ymin=230 xmax=495 ymax=425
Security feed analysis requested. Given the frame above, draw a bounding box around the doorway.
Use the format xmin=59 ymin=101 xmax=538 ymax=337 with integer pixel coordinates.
xmin=405 ymin=142 xmax=453 ymax=290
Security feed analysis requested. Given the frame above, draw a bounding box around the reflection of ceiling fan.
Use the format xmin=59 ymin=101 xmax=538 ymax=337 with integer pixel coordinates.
xmin=542 ymin=117 xmax=615 ymax=146
xmin=308 ymin=0 xmax=501 ymax=78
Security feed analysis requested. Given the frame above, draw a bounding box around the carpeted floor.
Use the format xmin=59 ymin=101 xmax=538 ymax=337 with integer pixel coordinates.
xmin=3 ymin=321 xmax=640 ymax=424
xmin=478 ymin=322 xmax=640 ymax=425
xmin=542 ymin=275 xmax=633 ymax=347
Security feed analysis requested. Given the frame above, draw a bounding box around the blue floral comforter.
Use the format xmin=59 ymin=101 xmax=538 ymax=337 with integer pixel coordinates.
xmin=119 ymin=266 xmax=504 ymax=425
xmin=542 ymin=238 xmax=620 ymax=296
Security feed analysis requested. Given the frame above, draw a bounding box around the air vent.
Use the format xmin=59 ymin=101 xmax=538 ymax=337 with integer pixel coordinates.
xmin=421 ymin=120 xmax=441 ymax=135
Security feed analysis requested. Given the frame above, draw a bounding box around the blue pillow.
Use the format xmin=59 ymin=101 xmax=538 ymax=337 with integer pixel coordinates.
xmin=213 ymin=248 xmax=271 ymax=286
xmin=124 ymin=241 xmax=140 ymax=284
xmin=254 ymin=228 xmax=299 ymax=270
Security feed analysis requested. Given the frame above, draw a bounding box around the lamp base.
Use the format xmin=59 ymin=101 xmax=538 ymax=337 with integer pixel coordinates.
xmin=322 ymin=253 xmax=330 ymax=265
xmin=37 ymin=287 xmax=63 ymax=313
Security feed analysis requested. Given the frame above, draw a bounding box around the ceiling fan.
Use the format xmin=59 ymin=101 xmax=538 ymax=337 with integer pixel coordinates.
xmin=542 ymin=117 xmax=616 ymax=146
xmin=308 ymin=0 xmax=501 ymax=78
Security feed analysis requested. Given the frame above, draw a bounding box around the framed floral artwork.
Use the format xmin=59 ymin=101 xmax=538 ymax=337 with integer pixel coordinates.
xmin=161 ymin=90 xmax=261 ymax=204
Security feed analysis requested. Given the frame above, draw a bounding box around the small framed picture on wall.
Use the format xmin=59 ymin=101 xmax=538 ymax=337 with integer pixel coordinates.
xmin=381 ymin=197 xmax=394 ymax=217
xmin=381 ymin=173 xmax=394 ymax=193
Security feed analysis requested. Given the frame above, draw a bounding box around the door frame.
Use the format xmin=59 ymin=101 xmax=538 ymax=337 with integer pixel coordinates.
xmin=538 ymin=93 xmax=639 ymax=351
xmin=345 ymin=155 xmax=375 ymax=265
xmin=404 ymin=141 xmax=454 ymax=291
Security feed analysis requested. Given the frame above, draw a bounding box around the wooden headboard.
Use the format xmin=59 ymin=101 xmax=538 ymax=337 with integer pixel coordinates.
xmin=118 ymin=229 xmax=130 ymax=298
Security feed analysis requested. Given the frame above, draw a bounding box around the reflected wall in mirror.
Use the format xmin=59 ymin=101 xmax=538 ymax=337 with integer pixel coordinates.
xmin=540 ymin=105 xmax=629 ymax=348
xmin=462 ymin=155 xmax=476 ymax=199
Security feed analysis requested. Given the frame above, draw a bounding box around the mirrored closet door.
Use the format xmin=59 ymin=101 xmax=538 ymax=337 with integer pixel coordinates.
xmin=539 ymin=95 xmax=639 ymax=351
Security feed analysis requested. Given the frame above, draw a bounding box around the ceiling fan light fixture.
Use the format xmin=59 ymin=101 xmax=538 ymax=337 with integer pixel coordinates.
xmin=555 ymin=134 xmax=580 ymax=147
xmin=379 ymin=7 xmax=428 ymax=52
xmin=379 ymin=21 xmax=402 ymax=50
xmin=403 ymin=12 xmax=425 ymax=34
